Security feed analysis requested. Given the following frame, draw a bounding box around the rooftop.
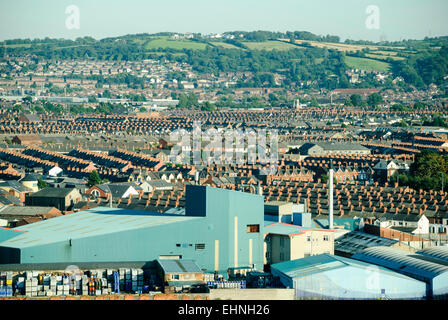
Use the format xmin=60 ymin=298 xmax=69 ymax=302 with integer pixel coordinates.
xmin=271 ymin=253 xmax=418 ymax=280
xmin=0 ymin=207 xmax=200 ymax=249
xmin=157 ymin=259 xmax=202 ymax=274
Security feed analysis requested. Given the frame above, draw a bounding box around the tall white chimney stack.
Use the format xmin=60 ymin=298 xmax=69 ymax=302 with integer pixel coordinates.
xmin=329 ymin=160 xmax=334 ymax=230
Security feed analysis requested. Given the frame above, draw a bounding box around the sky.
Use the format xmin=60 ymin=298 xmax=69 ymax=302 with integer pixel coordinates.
xmin=1 ymin=0 xmax=447 ymax=42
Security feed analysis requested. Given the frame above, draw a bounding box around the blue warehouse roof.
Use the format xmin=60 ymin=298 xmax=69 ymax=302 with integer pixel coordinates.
xmin=0 ymin=207 xmax=201 ymax=249
xmin=352 ymin=246 xmax=448 ymax=281
xmin=417 ymin=246 xmax=448 ymax=264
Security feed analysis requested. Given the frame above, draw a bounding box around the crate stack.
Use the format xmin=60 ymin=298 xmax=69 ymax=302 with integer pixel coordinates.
xmin=117 ymin=268 xmax=144 ymax=293
xmin=0 ymin=272 xmax=13 ymax=297
xmin=118 ymin=268 xmax=127 ymax=292
xmin=47 ymin=275 xmax=57 ymax=296
xmin=133 ymin=269 xmax=144 ymax=293
xmin=24 ymin=272 xmax=38 ymax=297
xmin=206 ymin=280 xmax=247 ymax=289
xmin=81 ymin=275 xmax=89 ymax=295
xmin=16 ymin=276 xmax=25 ymax=295
xmin=4 ymin=268 xmax=149 ymax=297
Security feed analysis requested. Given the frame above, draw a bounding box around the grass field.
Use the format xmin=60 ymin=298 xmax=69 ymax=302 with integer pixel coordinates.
xmin=144 ymin=38 xmax=208 ymax=50
xmin=344 ymin=56 xmax=391 ymax=72
xmin=365 ymin=53 xmax=405 ymax=61
xmin=280 ymin=38 xmax=406 ymax=53
xmin=210 ymin=41 xmax=242 ymax=50
xmin=242 ymin=40 xmax=299 ymax=51
xmin=4 ymin=43 xmax=32 ymax=48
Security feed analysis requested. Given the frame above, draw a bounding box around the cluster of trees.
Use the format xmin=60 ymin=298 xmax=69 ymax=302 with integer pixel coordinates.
xmin=392 ymin=45 xmax=448 ymax=87
xmin=68 ymin=102 xmax=127 ymax=115
xmin=391 ymin=102 xmax=428 ymax=112
xmin=177 ymin=93 xmax=199 ymax=108
xmin=175 ymin=46 xmax=348 ymax=90
xmin=88 ymin=170 xmax=108 ymax=187
xmin=391 ymin=150 xmax=448 ymax=191
xmin=344 ymin=93 xmax=384 ymax=107
xmin=223 ymin=31 xmax=340 ymax=43
xmin=91 ymin=74 xmax=146 ymax=89
xmin=422 ymin=115 xmax=448 ymax=128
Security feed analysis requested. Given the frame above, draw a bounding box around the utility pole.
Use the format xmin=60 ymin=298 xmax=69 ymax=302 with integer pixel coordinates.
xmin=329 ymin=160 xmax=334 ymax=230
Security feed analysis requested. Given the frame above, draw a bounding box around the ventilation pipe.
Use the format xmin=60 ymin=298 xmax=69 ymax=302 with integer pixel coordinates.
xmin=329 ymin=160 xmax=334 ymax=230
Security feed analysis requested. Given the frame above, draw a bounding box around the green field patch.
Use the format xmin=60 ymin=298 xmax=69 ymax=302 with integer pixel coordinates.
xmin=144 ymin=38 xmax=208 ymax=50
xmin=344 ymin=56 xmax=391 ymax=72
xmin=242 ymin=40 xmax=299 ymax=51
xmin=365 ymin=53 xmax=405 ymax=61
xmin=210 ymin=42 xmax=242 ymax=50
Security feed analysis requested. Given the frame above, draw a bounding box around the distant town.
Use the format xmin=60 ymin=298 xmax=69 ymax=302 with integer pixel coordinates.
xmin=0 ymin=30 xmax=448 ymax=301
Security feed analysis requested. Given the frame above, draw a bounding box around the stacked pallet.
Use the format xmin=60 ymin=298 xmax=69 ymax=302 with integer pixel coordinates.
xmin=0 ymin=272 xmax=13 ymax=297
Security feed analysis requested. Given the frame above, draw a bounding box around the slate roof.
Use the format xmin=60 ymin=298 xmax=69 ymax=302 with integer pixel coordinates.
xmin=0 ymin=180 xmax=32 ymax=193
xmin=156 ymin=259 xmax=202 ymax=274
xmin=27 ymin=187 xmax=77 ymax=198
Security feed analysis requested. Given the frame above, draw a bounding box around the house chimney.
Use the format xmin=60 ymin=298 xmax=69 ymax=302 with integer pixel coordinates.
xmin=329 ymin=159 xmax=334 ymax=230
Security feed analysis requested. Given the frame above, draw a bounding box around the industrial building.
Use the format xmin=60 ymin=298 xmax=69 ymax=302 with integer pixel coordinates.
xmin=0 ymin=185 xmax=265 ymax=277
xmin=352 ymin=246 xmax=448 ymax=298
xmin=271 ymin=254 xmax=427 ymax=300
xmin=264 ymin=222 xmax=335 ymax=265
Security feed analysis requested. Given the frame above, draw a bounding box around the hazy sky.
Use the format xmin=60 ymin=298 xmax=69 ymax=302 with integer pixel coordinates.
xmin=1 ymin=0 xmax=447 ymax=42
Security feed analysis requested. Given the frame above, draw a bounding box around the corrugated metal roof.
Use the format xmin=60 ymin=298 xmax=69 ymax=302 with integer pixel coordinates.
xmin=335 ymin=231 xmax=398 ymax=255
xmin=352 ymin=246 xmax=448 ymax=281
xmin=417 ymin=246 xmax=448 ymax=263
xmin=0 ymin=207 xmax=200 ymax=248
xmin=271 ymin=254 xmax=418 ymax=280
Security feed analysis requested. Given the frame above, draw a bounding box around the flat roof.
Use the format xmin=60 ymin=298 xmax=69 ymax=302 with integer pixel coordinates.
xmin=0 ymin=261 xmax=156 ymax=272
xmin=0 ymin=207 xmax=200 ymax=249
xmin=264 ymin=222 xmax=332 ymax=236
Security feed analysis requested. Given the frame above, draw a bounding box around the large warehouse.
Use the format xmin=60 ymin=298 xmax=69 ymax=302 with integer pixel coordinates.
xmin=0 ymin=185 xmax=265 ymax=276
xmin=352 ymin=246 xmax=448 ymax=298
xmin=270 ymin=254 xmax=427 ymax=299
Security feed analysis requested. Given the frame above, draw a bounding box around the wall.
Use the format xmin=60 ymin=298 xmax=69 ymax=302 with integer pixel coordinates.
xmin=265 ymin=231 xmax=334 ymax=265
xmin=290 ymin=231 xmax=334 ymax=260
xmin=209 ymin=288 xmax=295 ymax=300
xmin=266 ymin=235 xmax=291 ymax=265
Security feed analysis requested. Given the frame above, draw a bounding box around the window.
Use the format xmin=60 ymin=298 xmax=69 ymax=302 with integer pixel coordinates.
xmin=171 ymin=274 xmax=180 ymax=280
xmin=323 ymin=235 xmax=329 ymax=241
xmin=176 ymin=244 xmax=181 ymax=247
xmin=246 ymin=224 xmax=260 ymax=233
xmin=195 ymin=243 xmax=205 ymax=251
xmin=307 ymin=236 xmax=311 ymax=242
